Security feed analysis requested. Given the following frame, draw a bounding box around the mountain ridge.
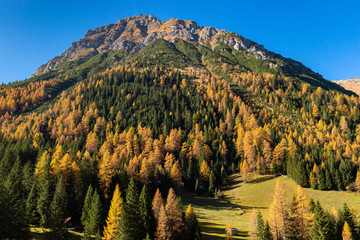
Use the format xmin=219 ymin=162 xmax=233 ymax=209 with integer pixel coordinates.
xmin=31 ymin=15 xmax=321 ymax=82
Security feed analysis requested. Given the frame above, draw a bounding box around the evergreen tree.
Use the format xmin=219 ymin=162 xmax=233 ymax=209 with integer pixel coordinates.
xmin=82 ymin=185 xmax=94 ymax=228
xmin=26 ymin=181 xmax=39 ymax=224
xmin=139 ymin=185 xmax=156 ymax=239
xmin=37 ymin=155 xmax=51 ymax=227
xmin=50 ymin=175 xmax=67 ymax=239
xmin=336 ymin=203 xmax=357 ymax=240
xmin=208 ymin=171 xmax=216 ymax=195
xmin=83 ymin=189 xmax=102 ymax=240
xmin=256 ymin=211 xmax=272 ymax=240
xmin=310 ymin=201 xmax=335 ymax=240
xmin=0 ymin=158 xmax=29 ymax=239
xmin=116 ymin=178 xmax=142 ymax=240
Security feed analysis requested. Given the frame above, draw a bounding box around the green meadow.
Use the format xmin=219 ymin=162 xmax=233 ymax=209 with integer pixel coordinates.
xmin=183 ymin=174 xmax=360 ymax=240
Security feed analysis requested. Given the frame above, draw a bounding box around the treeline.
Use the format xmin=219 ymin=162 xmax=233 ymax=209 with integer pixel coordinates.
xmin=249 ymin=181 xmax=360 ymax=240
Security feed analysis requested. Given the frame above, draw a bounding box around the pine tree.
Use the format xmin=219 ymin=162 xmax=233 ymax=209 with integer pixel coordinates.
xmin=50 ymin=175 xmax=67 ymax=239
xmin=268 ymin=180 xmax=289 ymax=240
xmin=103 ymin=184 xmax=123 ymax=240
xmin=139 ymin=185 xmax=156 ymax=239
xmin=342 ymin=221 xmax=353 ymax=240
xmin=116 ymin=178 xmax=142 ymax=240
xmin=82 ymin=185 xmax=94 ymax=228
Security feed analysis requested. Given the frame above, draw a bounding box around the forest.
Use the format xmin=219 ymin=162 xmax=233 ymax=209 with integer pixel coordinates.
xmin=1 ymin=38 xmax=360 ymax=240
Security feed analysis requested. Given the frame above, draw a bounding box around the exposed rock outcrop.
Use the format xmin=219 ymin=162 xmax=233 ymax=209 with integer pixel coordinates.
xmin=32 ymin=14 xmax=273 ymax=76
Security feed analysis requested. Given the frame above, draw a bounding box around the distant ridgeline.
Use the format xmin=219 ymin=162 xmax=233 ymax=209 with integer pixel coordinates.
xmin=0 ymin=14 xmax=359 ymax=239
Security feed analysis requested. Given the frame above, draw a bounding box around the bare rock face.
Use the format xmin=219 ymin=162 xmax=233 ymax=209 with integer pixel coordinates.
xmin=32 ymin=14 xmax=272 ymax=76
xmin=334 ymin=78 xmax=360 ymax=96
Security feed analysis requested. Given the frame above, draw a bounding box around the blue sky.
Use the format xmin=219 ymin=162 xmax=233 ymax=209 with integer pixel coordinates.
xmin=0 ymin=0 xmax=359 ymax=83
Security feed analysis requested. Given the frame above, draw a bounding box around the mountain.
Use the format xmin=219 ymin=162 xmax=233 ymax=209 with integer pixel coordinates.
xmin=1 ymin=14 xmax=360 ymax=240
xmin=32 ymin=14 xmax=350 ymax=94
xmin=334 ymin=77 xmax=360 ymax=95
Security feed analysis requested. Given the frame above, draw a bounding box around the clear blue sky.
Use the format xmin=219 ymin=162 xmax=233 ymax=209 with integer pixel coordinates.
xmin=1 ymin=0 xmax=359 ymax=83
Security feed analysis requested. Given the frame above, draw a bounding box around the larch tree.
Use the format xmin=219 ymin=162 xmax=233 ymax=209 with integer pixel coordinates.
xmin=268 ymin=180 xmax=289 ymax=240
xmin=291 ymin=186 xmax=313 ymax=239
xmin=170 ymin=161 xmax=183 ymax=187
xmin=165 ymin=188 xmax=185 ymax=239
xmin=152 ymin=188 xmax=164 ymax=221
xmin=103 ymin=184 xmax=123 ymax=240
xmin=248 ymin=208 xmax=258 ymax=240
xmin=185 ymin=205 xmax=201 ymax=240
xmin=342 ymin=221 xmax=353 ymax=240
xmin=155 ymin=204 xmax=169 ymax=240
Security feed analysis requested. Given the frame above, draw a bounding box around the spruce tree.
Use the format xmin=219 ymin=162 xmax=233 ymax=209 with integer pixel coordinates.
xmin=83 ymin=189 xmax=102 ymax=240
xmin=26 ymin=181 xmax=39 ymax=225
xmin=208 ymin=171 xmax=216 ymax=195
xmin=116 ymin=178 xmax=142 ymax=240
xmin=37 ymin=155 xmax=51 ymax=227
xmin=50 ymin=175 xmax=67 ymax=239
xmin=336 ymin=203 xmax=357 ymax=240
xmin=0 ymin=158 xmax=29 ymax=239
xmin=81 ymin=185 xmax=94 ymax=228
xmin=309 ymin=201 xmax=335 ymax=240
xmin=139 ymin=185 xmax=156 ymax=239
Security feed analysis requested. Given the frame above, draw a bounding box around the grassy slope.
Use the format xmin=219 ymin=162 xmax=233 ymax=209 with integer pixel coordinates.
xmin=183 ymin=174 xmax=360 ymax=240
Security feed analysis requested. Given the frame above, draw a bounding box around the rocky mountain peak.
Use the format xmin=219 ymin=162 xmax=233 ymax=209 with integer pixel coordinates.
xmin=32 ymin=14 xmax=270 ymax=76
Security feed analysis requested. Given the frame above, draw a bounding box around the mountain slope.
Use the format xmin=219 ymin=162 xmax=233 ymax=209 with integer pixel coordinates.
xmin=31 ymin=14 xmax=352 ymax=95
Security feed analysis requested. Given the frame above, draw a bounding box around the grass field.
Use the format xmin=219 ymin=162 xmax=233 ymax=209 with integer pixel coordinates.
xmin=183 ymin=174 xmax=360 ymax=240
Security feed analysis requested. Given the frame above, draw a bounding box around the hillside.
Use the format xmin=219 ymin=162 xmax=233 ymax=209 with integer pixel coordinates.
xmin=334 ymin=78 xmax=360 ymax=95
xmin=0 ymin=14 xmax=360 ymax=240
xmin=184 ymin=174 xmax=360 ymax=239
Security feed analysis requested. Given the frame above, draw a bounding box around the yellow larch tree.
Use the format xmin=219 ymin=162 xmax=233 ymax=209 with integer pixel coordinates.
xmin=103 ymin=184 xmax=123 ymax=240
xmin=269 ymin=180 xmax=289 ymax=240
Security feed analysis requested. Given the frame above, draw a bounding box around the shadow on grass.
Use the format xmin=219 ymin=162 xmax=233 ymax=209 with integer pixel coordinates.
xmin=183 ymin=193 xmax=242 ymax=211
xmin=30 ymin=228 xmax=82 ymax=240
xmin=248 ymin=175 xmax=277 ymax=184
xmin=198 ymin=220 xmax=248 ymax=240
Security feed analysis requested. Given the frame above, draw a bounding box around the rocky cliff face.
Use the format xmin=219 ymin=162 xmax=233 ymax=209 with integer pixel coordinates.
xmin=334 ymin=78 xmax=360 ymax=95
xmin=32 ymin=14 xmax=272 ymax=76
